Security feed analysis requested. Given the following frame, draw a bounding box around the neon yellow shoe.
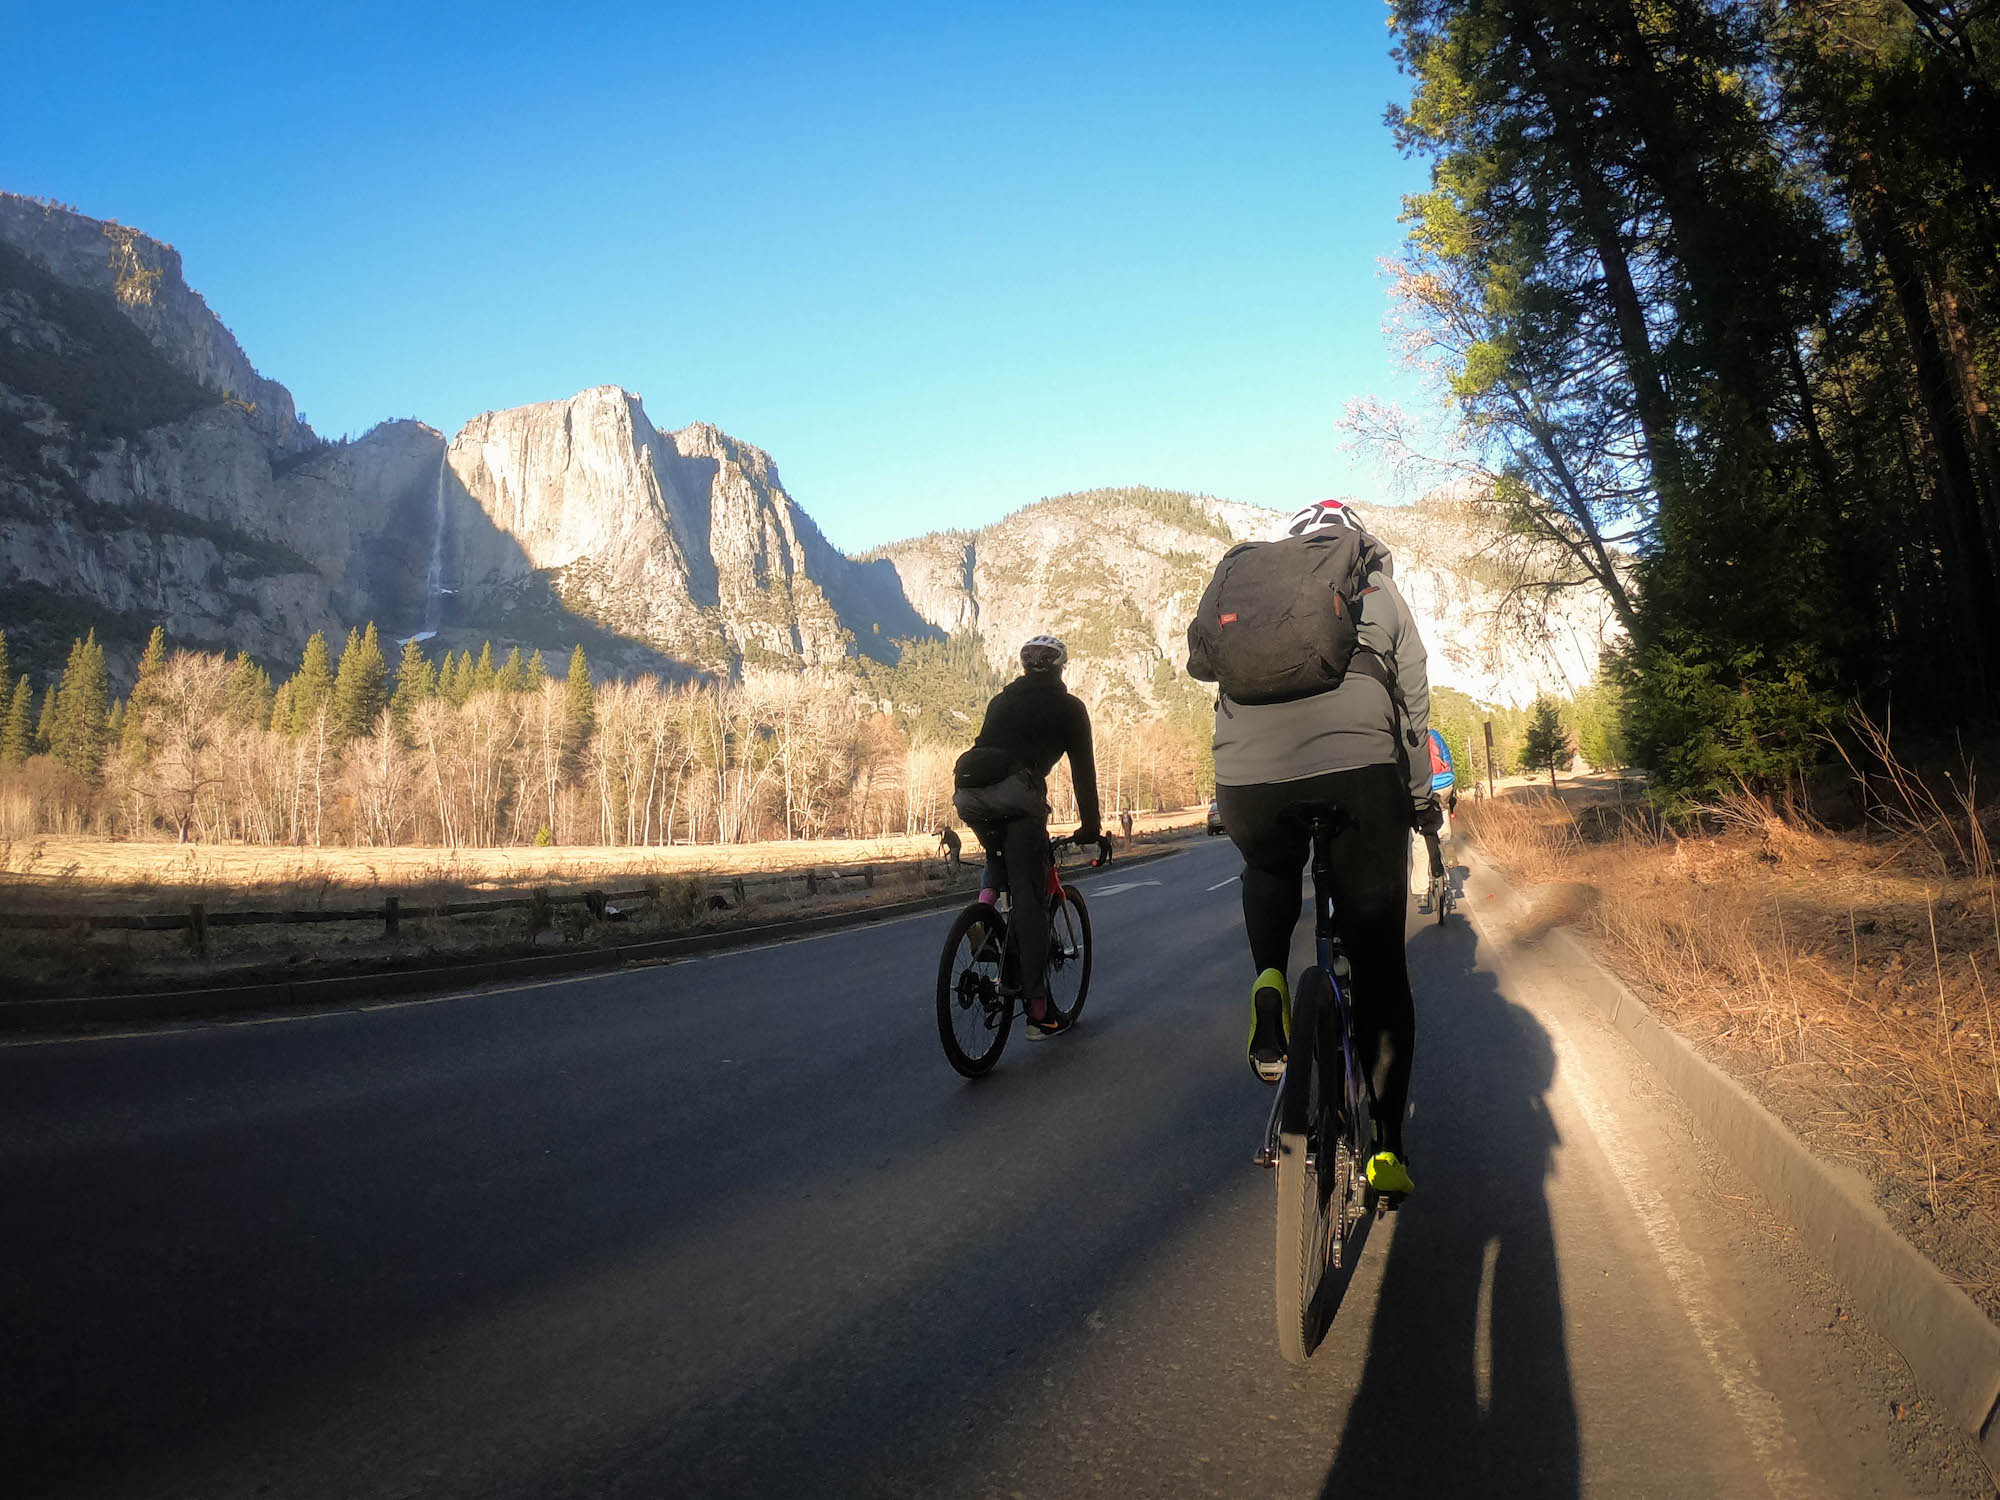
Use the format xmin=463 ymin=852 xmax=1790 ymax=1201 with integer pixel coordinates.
xmin=1366 ymin=1151 xmax=1415 ymax=1197
xmin=1247 ymin=969 xmax=1289 ymax=1085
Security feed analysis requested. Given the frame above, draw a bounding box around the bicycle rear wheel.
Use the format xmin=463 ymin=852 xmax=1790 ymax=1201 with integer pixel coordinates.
xmin=937 ymin=902 xmax=1012 ymax=1077
xmin=1045 ymin=884 xmax=1092 ymax=1026
xmin=1275 ymin=966 xmax=1337 ymax=1363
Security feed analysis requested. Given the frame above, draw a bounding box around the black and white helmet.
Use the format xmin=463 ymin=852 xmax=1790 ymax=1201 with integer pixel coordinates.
xmin=1020 ymin=635 xmax=1068 ymax=673
xmin=1278 ymin=498 xmax=1365 ymax=540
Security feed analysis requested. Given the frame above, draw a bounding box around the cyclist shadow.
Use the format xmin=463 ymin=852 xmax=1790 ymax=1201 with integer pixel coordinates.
xmin=1317 ymin=917 xmax=1579 ymax=1498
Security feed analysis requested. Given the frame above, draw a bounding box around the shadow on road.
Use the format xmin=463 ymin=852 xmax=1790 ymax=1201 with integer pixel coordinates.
xmin=1318 ymin=914 xmax=1579 ymax=1498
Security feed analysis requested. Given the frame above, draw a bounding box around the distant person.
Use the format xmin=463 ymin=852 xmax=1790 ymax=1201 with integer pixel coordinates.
xmin=952 ymin=635 xmax=1101 ymax=1037
xmin=937 ymin=825 xmax=962 ymax=865
xmin=1120 ymin=809 xmax=1134 ymax=840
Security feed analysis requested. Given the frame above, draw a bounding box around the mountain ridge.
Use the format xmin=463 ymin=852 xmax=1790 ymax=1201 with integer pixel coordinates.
xmin=0 ymin=191 xmax=1615 ymax=709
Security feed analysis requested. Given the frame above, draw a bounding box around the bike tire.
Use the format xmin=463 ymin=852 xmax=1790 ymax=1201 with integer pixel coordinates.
xmin=936 ymin=902 xmax=1012 ymax=1077
xmin=1046 ymin=884 xmax=1092 ymax=1026
xmin=1275 ymin=966 xmax=1336 ymax=1364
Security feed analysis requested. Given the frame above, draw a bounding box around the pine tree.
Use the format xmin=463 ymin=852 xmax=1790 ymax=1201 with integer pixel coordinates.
xmin=390 ymin=639 xmax=436 ymax=731
xmin=471 ymin=641 xmax=497 ymax=696
xmin=331 ymin=623 xmax=389 ymax=743
xmin=0 ymin=630 xmax=10 ymax=703
xmin=36 ymin=683 xmax=57 ymax=753
xmin=269 ymin=679 xmax=297 ymax=735
xmin=286 ymin=632 xmax=334 ymax=735
xmin=122 ymin=625 xmax=169 ymax=762
xmin=1 ymin=676 xmax=32 ymax=766
xmin=49 ymin=631 xmax=110 ymax=781
xmin=563 ymin=645 xmax=595 ymax=744
xmin=526 ymin=649 xmax=548 ymax=689
xmin=224 ymin=654 xmax=274 ymax=730
xmin=1520 ymin=696 xmax=1572 ymax=793
xmin=440 ymin=650 xmax=474 ymax=706
xmin=495 ymin=646 xmax=527 ymax=694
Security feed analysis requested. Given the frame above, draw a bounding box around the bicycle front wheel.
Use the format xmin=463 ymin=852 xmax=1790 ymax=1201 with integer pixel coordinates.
xmin=1046 ymin=884 xmax=1092 ymax=1026
xmin=937 ymin=902 xmax=1012 ymax=1077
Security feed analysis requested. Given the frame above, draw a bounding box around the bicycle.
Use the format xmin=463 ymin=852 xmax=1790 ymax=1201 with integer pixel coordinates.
xmin=1254 ymin=811 xmax=1381 ymax=1363
xmin=935 ymin=835 xmax=1093 ymax=1077
xmin=1421 ymin=830 xmax=1455 ymax=925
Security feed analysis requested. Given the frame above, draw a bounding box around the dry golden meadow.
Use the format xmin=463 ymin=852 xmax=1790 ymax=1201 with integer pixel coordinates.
xmin=1462 ymin=771 xmax=2000 ymax=1316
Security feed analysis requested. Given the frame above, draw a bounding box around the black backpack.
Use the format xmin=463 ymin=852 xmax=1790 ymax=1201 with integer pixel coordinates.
xmin=1185 ymin=529 xmax=1373 ymax=705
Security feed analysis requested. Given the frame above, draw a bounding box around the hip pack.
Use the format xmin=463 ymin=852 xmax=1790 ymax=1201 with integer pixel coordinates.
xmin=954 ymin=746 xmax=1024 ymax=790
xmin=1185 ymin=529 xmax=1371 ymax=705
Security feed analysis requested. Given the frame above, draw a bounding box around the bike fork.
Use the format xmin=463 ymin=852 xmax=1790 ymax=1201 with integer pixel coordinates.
xmin=1254 ymin=1087 xmax=1283 ymax=1168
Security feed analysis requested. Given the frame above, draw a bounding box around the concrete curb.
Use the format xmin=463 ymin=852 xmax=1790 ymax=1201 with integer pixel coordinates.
xmin=2 ymin=843 xmax=1191 ymax=1033
xmin=1462 ymin=847 xmax=2000 ymax=1476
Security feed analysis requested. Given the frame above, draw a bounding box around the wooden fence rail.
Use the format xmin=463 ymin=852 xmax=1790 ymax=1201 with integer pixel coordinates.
xmin=0 ymin=864 xmax=904 ymax=936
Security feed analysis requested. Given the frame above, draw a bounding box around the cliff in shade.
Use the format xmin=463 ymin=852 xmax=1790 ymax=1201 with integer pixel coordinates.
xmin=0 ymin=190 xmax=1619 ymax=706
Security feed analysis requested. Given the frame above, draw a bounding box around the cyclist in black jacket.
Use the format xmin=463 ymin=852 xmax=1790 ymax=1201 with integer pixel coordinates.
xmin=952 ymin=635 xmax=1101 ymax=1035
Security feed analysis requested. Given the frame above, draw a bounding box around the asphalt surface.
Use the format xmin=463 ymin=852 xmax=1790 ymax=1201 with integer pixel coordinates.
xmin=3 ymin=836 xmax=1993 ymax=1499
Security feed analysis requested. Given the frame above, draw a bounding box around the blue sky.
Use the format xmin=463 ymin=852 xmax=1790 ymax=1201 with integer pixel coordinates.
xmin=7 ymin=2 xmax=1430 ymax=551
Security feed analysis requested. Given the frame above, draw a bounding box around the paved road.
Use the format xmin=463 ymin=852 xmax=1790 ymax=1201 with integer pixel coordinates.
xmin=3 ymin=837 xmax=1991 ymax=1499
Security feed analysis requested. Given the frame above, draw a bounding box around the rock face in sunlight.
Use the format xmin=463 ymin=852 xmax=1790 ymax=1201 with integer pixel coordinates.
xmin=866 ymin=488 xmax=1617 ymax=712
xmin=443 ymin=387 xmax=913 ymax=672
xmin=0 ymin=189 xmax=1619 ymax=703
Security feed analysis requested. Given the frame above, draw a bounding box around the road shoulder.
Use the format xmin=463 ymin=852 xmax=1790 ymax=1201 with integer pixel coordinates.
xmin=1462 ymin=847 xmax=2000 ymax=1494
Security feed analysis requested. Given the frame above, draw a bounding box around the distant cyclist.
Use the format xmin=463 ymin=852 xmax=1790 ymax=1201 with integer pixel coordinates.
xmin=1418 ymin=727 xmax=1457 ymax=892
xmin=1187 ymin=499 xmax=1439 ymax=1197
xmin=951 ymin=635 xmax=1102 ymax=1036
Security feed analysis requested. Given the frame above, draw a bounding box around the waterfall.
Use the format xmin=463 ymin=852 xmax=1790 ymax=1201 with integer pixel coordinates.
xmin=420 ymin=446 xmax=448 ymax=636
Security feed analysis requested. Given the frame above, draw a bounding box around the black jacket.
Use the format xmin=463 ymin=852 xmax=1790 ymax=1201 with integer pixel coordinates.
xmin=972 ymin=672 xmax=1101 ymax=833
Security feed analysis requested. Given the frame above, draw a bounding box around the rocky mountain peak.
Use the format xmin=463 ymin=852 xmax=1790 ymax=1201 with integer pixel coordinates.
xmin=0 ymin=195 xmax=312 ymax=458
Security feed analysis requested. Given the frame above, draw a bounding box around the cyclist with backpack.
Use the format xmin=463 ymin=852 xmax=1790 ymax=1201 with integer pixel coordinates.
xmin=1186 ymin=499 xmax=1439 ymax=1197
xmin=1416 ymin=726 xmax=1458 ymax=898
xmin=951 ymin=635 xmax=1102 ymax=1036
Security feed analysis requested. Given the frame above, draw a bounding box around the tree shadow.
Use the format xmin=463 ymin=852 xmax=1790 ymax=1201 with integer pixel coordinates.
xmin=1318 ymin=916 xmax=1579 ymax=1498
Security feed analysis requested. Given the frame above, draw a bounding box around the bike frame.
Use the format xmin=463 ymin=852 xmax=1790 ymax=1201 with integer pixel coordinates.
xmin=985 ymin=835 xmax=1072 ymax=917
xmin=1258 ymin=818 xmax=1372 ymax=1165
xmin=1311 ymin=824 xmax=1372 ymax=1140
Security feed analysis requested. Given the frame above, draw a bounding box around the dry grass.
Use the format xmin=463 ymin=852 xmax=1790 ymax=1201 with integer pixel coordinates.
xmin=1462 ymin=780 xmax=2000 ymax=1316
xmin=0 ymin=808 xmax=1205 ymax=915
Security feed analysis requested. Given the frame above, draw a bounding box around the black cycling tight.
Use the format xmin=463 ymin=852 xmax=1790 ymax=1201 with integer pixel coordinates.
xmin=1217 ymin=762 xmax=1415 ymax=1157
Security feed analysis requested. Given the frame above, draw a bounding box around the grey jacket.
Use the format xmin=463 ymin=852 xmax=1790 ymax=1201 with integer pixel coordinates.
xmin=1205 ymin=532 xmax=1433 ymax=807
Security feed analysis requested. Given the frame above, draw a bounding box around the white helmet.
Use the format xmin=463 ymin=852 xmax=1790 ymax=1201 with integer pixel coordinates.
xmin=1020 ymin=635 xmax=1068 ymax=673
xmin=1278 ymin=498 xmax=1365 ymax=540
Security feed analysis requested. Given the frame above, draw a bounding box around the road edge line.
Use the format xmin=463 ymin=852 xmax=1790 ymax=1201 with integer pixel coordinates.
xmin=1463 ymin=846 xmax=2000 ymax=1480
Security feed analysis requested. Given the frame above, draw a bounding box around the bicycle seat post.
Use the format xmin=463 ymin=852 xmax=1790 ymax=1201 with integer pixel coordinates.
xmin=1308 ymin=817 xmax=1338 ymax=943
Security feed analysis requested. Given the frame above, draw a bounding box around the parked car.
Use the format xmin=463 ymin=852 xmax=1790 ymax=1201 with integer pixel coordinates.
xmin=1206 ymin=799 xmax=1225 ymax=836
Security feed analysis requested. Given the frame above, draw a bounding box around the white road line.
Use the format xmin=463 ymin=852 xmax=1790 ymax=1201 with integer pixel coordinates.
xmin=1084 ymin=880 xmax=1162 ymax=898
xmin=1206 ymin=875 xmax=1239 ymax=891
xmin=1474 ymin=1237 xmax=1500 ymax=1418
xmin=1541 ymin=998 xmax=1818 ymax=1499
